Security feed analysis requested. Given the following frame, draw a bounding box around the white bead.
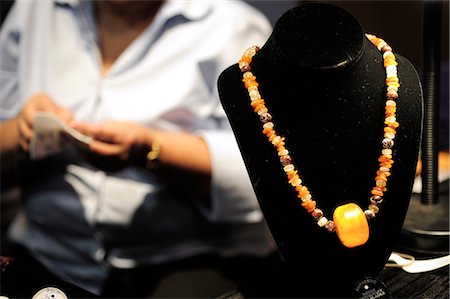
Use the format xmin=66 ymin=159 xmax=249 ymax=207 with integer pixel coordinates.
xmin=376 ymin=180 xmax=387 ymax=187
xmin=271 ymin=136 xmax=281 ymax=144
xmin=377 ymin=40 xmax=387 ymax=51
xmin=317 ymin=217 xmax=328 ymax=227
xmin=385 ymin=116 xmax=396 ymax=123
xmin=386 ymin=70 xmax=397 ymax=78
xmin=382 ymin=149 xmax=392 ymax=155
xmin=386 ymin=100 xmax=396 ymax=107
xmin=301 ymin=194 xmax=312 ymax=201
xmin=248 ymin=86 xmax=258 ymax=92
xmin=283 ymin=164 xmax=295 ymax=172
xmin=243 ymin=71 xmax=253 ymax=79
xmin=249 ymin=90 xmax=260 ymax=101
xmin=257 ymin=107 xmax=268 ymax=115
xmin=386 ymin=64 xmax=397 ymax=72
xmin=380 ymin=166 xmax=390 ymax=172
xmin=387 ymin=86 xmax=398 ymax=92
xmin=384 ymin=132 xmax=395 ymax=139
xmin=278 ymin=149 xmax=289 ymax=156
xmin=383 ymin=51 xmax=393 ymax=59
xmin=238 ymin=61 xmax=248 ymax=69
xmin=289 ymin=177 xmax=301 ymax=187
xmin=263 ymin=122 xmax=274 ymax=129
xmin=245 ymin=47 xmax=256 ymax=57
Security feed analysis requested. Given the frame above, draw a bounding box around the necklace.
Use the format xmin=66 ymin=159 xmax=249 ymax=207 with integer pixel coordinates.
xmin=238 ymin=34 xmax=399 ymax=248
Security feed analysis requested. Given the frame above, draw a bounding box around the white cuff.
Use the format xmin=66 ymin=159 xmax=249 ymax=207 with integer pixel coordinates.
xmin=198 ymin=130 xmax=263 ymax=223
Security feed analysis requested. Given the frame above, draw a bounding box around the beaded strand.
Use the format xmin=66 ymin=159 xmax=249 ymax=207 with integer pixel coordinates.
xmin=238 ymin=34 xmax=399 ymax=239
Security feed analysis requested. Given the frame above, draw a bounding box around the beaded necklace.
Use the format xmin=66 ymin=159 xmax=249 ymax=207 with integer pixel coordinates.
xmin=238 ymin=34 xmax=399 ymax=248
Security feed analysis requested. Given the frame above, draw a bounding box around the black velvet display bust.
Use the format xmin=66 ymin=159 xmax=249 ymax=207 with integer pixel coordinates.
xmin=218 ymin=3 xmax=422 ymax=298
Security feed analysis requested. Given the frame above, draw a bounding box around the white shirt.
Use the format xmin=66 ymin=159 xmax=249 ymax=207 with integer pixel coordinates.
xmin=0 ymin=0 xmax=274 ymax=294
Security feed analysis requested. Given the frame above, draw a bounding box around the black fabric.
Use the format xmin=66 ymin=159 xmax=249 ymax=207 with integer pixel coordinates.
xmin=0 ymin=245 xmax=98 ymax=299
xmin=218 ymin=3 xmax=422 ymax=298
xmin=101 ymin=252 xmax=284 ymax=298
xmin=0 ymin=244 xmax=284 ymax=298
xmin=378 ymin=265 xmax=449 ymax=298
xmin=220 ymin=266 xmax=450 ymax=299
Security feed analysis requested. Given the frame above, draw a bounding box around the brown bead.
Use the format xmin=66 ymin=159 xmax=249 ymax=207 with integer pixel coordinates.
xmin=364 ymin=209 xmax=376 ymax=220
xmin=311 ymin=209 xmax=323 ymax=220
xmin=382 ymin=138 xmax=394 ymax=149
xmin=387 ymin=90 xmax=398 ymax=100
xmin=260 ymin=113 xmax=272 ymax=123
xmin=280 ymin=155 xmax=292 ymax=166
xmin=325 ymin=220 xmax=336 ymax=232
xmin=381 ymin=45 xmax=393 ymax=53
xmin=370 ymin=195 xmax=383 ymax=204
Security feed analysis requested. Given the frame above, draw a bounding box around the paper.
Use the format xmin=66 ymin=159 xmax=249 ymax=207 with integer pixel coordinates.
xmin=30 ymin=112 xmax=92 ymax=160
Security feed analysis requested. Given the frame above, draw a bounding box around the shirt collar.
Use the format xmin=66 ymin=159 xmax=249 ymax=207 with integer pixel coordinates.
xmin=54 ymin=0 xmax=80 ymax=7
xmin=160 ymin=0 xmax=212 ymax=21
xmin=54 ymin=0 xmax=212 ymax=21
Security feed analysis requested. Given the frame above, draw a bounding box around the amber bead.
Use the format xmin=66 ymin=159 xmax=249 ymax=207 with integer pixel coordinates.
xmin=298 ymin=186 xmax=309 ymax=198
xmin=333 ymin=203 xmax=369 ymax=248
xmin=301 ymin=200 xmax=316 ymax=213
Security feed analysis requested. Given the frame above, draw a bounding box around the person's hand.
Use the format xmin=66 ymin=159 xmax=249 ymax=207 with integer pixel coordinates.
xmin=18 ymin=93 xmax=73 ymax=151
xmin=71 ymin=121 xmax=154 ymax=168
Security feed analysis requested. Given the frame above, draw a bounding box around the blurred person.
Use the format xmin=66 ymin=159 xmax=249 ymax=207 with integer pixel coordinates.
xmin=0 ymin=0 xmax=277 ymax=297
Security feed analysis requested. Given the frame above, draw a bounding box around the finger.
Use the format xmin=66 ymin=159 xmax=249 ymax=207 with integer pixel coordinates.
xmin=20 ymin=106 xmax=36 ymax=130
xmin=31 ymin=93 xmax=59 ymax=112
xmin=71 ymin=122 xmax=100 ymax=137
xmin=18 ymin=116 xmax=33 ymax=144
xmin=19 ymin=137 xmax=29 ymax=152
xmin=72 ymin=122 xmax=117 ymax=143
xmin=56 ymin=106 xmax=73 ymax=123
xmin=89 ymin=140 xmax=123 ymax=157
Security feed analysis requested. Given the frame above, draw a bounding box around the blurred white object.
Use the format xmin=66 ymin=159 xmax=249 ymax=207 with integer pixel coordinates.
xmin=388 ymin=252 xmax=450 ymax=273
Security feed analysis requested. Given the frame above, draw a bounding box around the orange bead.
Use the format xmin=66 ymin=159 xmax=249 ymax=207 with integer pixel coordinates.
xmin=375 ymin=175 xmax=387 ymax=181
xmin=244 ymin=80 xmax=259 ymax=89
xmin=276 ymin=140 xmax=286 ymax=149
xmin=268 ymin=134 xmax=277 ymax=142
xmin=333 ymin=203 xmax=369 ymax=248
xmin=385 ymin=106 xmax=396 ymax=114
xmin=371 ymin=189 xmax=384 ymax=196
xmin=301 ymin=200 xmax=316 ymax=213
xmin=273 ymin=137 xmax=285 ymax=147
xmin=277 ymin=145 xmax=286 ymax=153
xmin=378 ymin=156 xmax=391 ymax=163
xmin=388 ymin=122 xmax=400 ymax=129
xmin=240 ymin=56 xmax=251 ymax=63
xmin=253 ymin=104 xmax=266 ymax=113
xmin=242 ymin=75 xmax=256 ymax=82
xmin=384 ymin=127 xmax=396 ymax=134
xmin=298 ymin=186 xmax=309 ymax=198
xmin=287 ymin=170 xmax=298 ymax=179
xmin=379 ymin=162 xmax=392 ymax=168
xmin=250 ymin=99 xmax=264 ymax=108
xmin=262 ymin=127 xmax=273 ymax=135
xmin=265 ymin=132 xmax=276 ymax=140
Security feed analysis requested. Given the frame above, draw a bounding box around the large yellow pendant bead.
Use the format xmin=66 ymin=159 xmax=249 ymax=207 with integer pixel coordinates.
xmin=333 ymin=203 xmax=369 ymax=248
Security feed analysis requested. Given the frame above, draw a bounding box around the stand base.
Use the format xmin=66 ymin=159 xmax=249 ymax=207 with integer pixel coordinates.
xmin=395 ymin=180 xmax=449 ymax=257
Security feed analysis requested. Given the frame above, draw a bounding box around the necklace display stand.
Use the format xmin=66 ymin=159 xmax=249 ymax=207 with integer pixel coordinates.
xmin=218 ymin=3 xmax=422 ymax=297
